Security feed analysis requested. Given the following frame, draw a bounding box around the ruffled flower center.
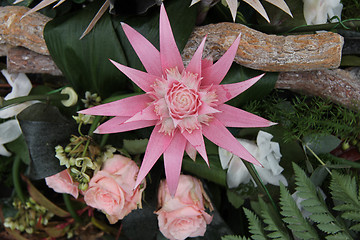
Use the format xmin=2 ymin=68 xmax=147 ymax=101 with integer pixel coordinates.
xmin=151 ymin=67 xmax=217 ymax=135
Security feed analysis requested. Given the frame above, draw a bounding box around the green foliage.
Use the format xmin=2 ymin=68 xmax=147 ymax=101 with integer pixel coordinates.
xmin=243 ymin=208 xmax=267 ymax=240
xmin=330 ymin=171 xmax=360 ymax=232
xmin=232 ymin=163 xmax=360 ymax=240
xmin=279 ymin=182 xmax=319 ymax=240
xmin=244 ymin=92 xmax=360 ymax=143
xmin=292 ymin=163 xmax=352 ymax=239
xmin=222 ymin=235 xmax=250 ymax=240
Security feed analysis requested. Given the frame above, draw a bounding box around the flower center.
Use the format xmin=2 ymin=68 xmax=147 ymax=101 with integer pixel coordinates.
xmin=151 ymin=67 xmax=217 ymax=135
xmin=166 ymin=82 xmax=202 ymax=120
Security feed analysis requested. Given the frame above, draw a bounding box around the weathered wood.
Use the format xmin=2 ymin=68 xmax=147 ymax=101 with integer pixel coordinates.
xmin=7 ymin=47 xmax=62 ymax=76
xmin=0 ymin=44 xmax=11 ymax=56
xmin=0 ymin=6 xmax=50 ymax=55
xmin=276 ymin=69 xmax=360 ymax=110
xmin=183 ymin=23 xmax=344 ymax=72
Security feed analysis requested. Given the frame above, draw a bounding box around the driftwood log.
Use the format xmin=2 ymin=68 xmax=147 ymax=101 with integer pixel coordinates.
xmin=1 ymin=6 xmax=359 ymax=111
xmin=182 ymin=23 xmax=343 ymax=72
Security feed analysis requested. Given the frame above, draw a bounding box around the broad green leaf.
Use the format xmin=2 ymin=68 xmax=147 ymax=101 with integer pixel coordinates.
xmin=182 ymin=155 xmax=227 ymax=186
xmin=44 ymin=1 xmax=128 ymax=98
xmin=221 ymin=63 xmax=278 ymax=107
xmin=123 ymin=139 xmax=149 ymax=155
xmin=303 ymin=134 xmax=341 ymax=155
xmin=226 ymin=189 xmax=245 ymax=209
xmin=45 ymin=0 xmax=197 ymax=99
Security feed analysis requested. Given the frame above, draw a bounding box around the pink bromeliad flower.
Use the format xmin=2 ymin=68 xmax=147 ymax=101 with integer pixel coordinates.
xmin=80 ymin=4 xmax=275 ymax=195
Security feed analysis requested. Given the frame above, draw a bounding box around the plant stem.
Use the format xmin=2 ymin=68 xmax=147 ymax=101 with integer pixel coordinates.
xmin=242 ymin=160 xmax=278 ymax=212
xmin=12 ymin=156 xmax=25 ymax=203
xmin=0 ymin=92 xmax=69 ymax=109
xmin=62 ymin=194 xmax=81 ymax=223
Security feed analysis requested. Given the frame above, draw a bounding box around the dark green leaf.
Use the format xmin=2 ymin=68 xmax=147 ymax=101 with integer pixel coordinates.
xmin=303 ymin=134 xmax=341 ymax=155
xmin=44 ymin=1 xmax=129 ymax=98
xmin=226 ymin=189 xmax=245 ymax=209
xmin=182 ymin=155 xmax=227 ymax=186
xmin=221 ymin=64 xmax=278 ymax=107
xmin=17 ymin=103 xmax=76 ymax=179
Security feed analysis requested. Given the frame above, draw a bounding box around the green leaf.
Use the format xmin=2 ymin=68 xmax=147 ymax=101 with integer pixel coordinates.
xmin=226 ymin=189 xmax=245 ymax=209
xmin=303 ymin=134 xmax=341 ymax=155
xmin=6 ymin=135 xmax=30 ymax=165
xmin=243 ymin=208 xmax=267 ymax=240
xmin=221 ymin=64 xmax=278 ymax=107
xmin=222 ymin=235 xmax=249 ymax=240
xmin=182 ymin=155 xmax=227 ymax=186
xmin=258 ymin=198 xmax=291 ymax=239
xmin=44 ymin=1 xmax=128 ymax=98
xmin=44 ymin=0 xmax=197 ymax=99
xmin=123 ymin=139 xmax=149 ymax=155
xmin=279 ymin=183 xmax=319 ymax=240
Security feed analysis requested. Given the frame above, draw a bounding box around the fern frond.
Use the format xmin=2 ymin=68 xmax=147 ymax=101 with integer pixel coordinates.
xmin=243 ymin=208 xmax=267 ymax=240
xmin=258 ymin=198 xmax=291 ymax=239
xmin=330 ymin=171 xmax=360 ymax=232
xmin=279 ymin=182 xmax=319 ymax=240
xmin=292 ymin=163 xmax=352 ymax=239
xmin=222 ymin=235 xmax=250 ymax=240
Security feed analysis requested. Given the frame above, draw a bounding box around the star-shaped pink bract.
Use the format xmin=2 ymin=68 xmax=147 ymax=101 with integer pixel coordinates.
xmin=80 ymin=4 xmax=275 ymax=195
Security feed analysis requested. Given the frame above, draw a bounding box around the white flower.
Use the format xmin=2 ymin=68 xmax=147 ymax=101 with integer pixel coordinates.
xmin=0 ymin=70 xmax=34 ymax=156
xmin=0 ymin=120 xmax=22 ymax=156
xmin=303 ymin=0 xmax=343 ymax=25
xmin=219 ymin=130 xmax=288 ymax=188
xmin=0 ymin=70 xmax=33 ymax=119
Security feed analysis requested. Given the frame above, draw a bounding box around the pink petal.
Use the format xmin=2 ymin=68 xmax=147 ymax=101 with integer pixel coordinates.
xmin=213 ymin=74 xmax=264 ymax=104
xmin=135 ymin=125 xmax=174 ymax=188
xmin=185 ymin=142 xmax=197 ymax=161
xmin=202 ymin=117 xmax=261 ymax=166
xmin=215 ymin=104 xmax=276 ymax=128
xmin=110 ymin=60 xmax=158 ymax=92
xmin=124 ymin=104 xmax=158 ymax=123
xmin=121 ymin=22 xmax=162 ymax=76
xmin=198 ymin=103 xmax=220 ymax=116
xmin=201 ymin=34 xmax=241 ymax=86
xmin=182 ymin=129 xmax=209 ymax=165
xmin=78 ymin=94 xmax=152 ymax=117
xmin=95 ymin=117 xmax=157 ymax=134
xmin=159 ymin=4 xmax=184 ymax=73
xmin=185 ymin=36 xmax=207 ymax=76
xmin=163 ymin=132 xmax=187 ymax=196
xmin=202 ymin=58 xmax=213 ymax=70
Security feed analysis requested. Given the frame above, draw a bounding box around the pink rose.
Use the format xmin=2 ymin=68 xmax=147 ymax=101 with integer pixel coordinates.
xmin=45 ymin=169 xmax=79 ymax=199
xmin=155 ymin=175 xmax=213 ymax=240
xmin=84 ymin=154 xmax=145 ymax=224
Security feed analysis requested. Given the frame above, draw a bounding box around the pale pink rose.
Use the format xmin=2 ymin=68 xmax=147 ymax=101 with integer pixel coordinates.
xmin=84 ymin=154 xmax=145 ymax=224
xmin=45 ymin=169 xmax=79 ymax=199
xmin=155 ymin=175 xmax=213 ymax=240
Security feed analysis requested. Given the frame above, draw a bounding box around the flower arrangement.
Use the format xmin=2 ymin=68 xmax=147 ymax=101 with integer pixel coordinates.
xmin=1 ymin=0 xmax=360 ymax=239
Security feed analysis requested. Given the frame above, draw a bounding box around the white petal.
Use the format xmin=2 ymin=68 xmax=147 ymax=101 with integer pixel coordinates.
xmin=0 ymin=102 xmax=34 ymax=119
xmin=266 ymin=154 xmax=284 ymax=175
xmin=219 ymin=147 xmax=233 ymax=169
xmin=1 ymin=70 xmax=32 ymax=100
xmin=190 ymin=0 xmax=201 ymax=6
xmin=270 ymin=142 xmax=282 ymax=158
xmin=257 ymin=130 xmax=273 ymax=144
xmin=227 ymin=156 xmax=250 ymax=188
xmin=0 ymin=70 xmax=33 ymax=118
xmin=0 ymin=120 xmax=22 ymax=156
xmin=0 ymin=144 xmax=12 ymax=157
